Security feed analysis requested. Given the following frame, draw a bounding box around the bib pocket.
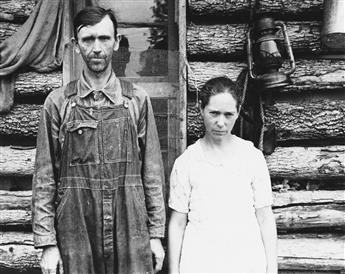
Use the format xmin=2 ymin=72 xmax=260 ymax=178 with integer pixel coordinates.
xmin=67 ymin=120 xmax=99 ymax=166
xmin=102 ymin=117 xmax=132 ymax=163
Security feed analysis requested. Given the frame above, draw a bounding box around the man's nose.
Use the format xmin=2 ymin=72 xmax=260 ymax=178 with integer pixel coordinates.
xmin=93 ymin=39 xmax=102 ymax=54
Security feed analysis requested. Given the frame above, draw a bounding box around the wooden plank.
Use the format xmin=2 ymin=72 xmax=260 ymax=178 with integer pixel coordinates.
xmin=273 ymin=190 xmax=345 ymax=207
xmin=274 ymin=204 xmax=345 ymax=231
xmin=0 ymin=0 xmax=36 ymax=23
xmin=188 ymin=0 xmax=323 ymax=18
xmin=278 ymin=234 xmax=345 ymax=271
xmin=187 ymin=21 xmax=321 ymax=58
xmin=0 ymin=231 xmax=343 ymax=271
xmin=187 ymin=60 xmax=345 ymax=93
xmin=187 ymin=100 xmax=345 ymax=144
xmin=266 ymin=146 xmax=345 ymax=180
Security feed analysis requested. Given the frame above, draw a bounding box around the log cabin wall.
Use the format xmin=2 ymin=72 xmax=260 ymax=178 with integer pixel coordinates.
xmin=0 ymin=0 xmax=344 ymax=273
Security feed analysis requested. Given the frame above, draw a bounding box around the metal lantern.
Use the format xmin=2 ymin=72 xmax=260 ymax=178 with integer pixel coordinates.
xmin=246 ymin=17 xmax=296 ymax=90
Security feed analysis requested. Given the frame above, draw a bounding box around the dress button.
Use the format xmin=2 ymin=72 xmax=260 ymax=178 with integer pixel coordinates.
xmin=123 ymin=100 xmax=129 ymax=109
xmin=71 ymin=102 xmax=76 ymax=107
xmin=77 ymin=129 xmax=83 ymax=135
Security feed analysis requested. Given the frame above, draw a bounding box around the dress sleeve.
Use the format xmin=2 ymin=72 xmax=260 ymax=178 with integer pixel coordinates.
xmin=169 ymin=156 xmax=191 ymax=214
xmin=251 ymin=149 xmax=273 ymax=209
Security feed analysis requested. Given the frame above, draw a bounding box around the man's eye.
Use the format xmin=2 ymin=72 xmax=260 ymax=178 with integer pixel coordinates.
xmin=83 ymin=37 xmax=94 ymax=43
xmin=225 ymin=113 xmax=234 ymax=118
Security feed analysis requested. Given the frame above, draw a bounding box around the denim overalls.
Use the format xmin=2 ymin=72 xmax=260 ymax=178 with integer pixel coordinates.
xmin=55 ymin=80 xmax=153 ymax=274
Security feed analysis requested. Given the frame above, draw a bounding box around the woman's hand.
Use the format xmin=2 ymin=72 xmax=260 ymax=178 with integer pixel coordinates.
xmin=40 ymin=246 xmax=63 ymax=274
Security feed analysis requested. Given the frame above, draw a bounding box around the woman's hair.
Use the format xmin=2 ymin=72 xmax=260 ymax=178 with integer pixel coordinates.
xmin=73 ymin=6 xmax=118 ymax=39
xmin=199 ymin=76 xmax=241 ymax=110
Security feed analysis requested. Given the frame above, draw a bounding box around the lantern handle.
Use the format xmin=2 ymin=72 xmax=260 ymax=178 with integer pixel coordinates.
xmin=246 ymin=27 xmax=257 ymax=79
xmin=276 ymin=21 xmax=296 ymax=75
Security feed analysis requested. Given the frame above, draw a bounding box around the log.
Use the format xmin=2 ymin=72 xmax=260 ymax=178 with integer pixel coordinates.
xmin=274 ymin=204 xmax=345 ymax=231
xmin=1 ymin=21 xmax=322 ymax=57
xmin=266 ymin=146 xmax=345 ymax=180
xmin=265 ymin=100 xmax=345 ymax=141
xmin=0 ymin=104 xmax=41 ymax=138
xmin=2 ymin=190 xmax=344 ymax=231
xmin=1 ymin=145 xmax=344 ymax=180
xmin=187 ymin=100 xmax=345 ymax=143
xmin=188 ymin=0 xmax=323 ymax=18
xmin=0 ymin=0 xmax=36 ymax=23
xmin=0 ymin=146 xmax=35 ymax=177
xmin=15 ymin=71 xmax=62 ymax=97
xmin=187 ymin=60 xmax=345 ymax=93
xmin=0 ymin=231 xmax=40 ymax=271
xmin=273 ymin=190 xmax=345 ymax=207
xmin=0 ymin=21 xmax=20 ymax=42
xmin=0 ymin=231 xmax=343 ymax=271
xmin=187 ymin=21 xmax=321 ymax=58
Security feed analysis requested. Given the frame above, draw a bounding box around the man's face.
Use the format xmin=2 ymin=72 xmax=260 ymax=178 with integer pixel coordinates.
xmin=75 ymin=16 xmax=119 ymax=74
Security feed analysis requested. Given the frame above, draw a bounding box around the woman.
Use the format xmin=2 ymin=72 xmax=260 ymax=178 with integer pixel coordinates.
xmin=168 ymin=76 xmax=277 ymax=273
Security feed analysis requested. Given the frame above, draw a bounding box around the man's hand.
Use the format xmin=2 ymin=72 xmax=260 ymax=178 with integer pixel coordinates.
xmin=40 ymin=246 xmax=63 ymax=274
xmin=150 ymin=238 xmax=165 ymax=273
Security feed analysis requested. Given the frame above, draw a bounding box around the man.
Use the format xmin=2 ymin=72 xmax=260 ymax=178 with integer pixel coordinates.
xmin=32 ymin=6 xmax=165 ymax=274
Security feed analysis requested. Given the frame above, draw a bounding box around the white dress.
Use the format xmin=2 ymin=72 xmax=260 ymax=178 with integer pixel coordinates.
xmin=169 ymin=135 xmax=273 ymax=273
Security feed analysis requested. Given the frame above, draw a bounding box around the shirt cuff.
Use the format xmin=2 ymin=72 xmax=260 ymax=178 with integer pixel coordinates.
xmin=34 ymin=234 xmax=57 ymax=249
xmin=148 ymin=225 xmax=165 ymax=239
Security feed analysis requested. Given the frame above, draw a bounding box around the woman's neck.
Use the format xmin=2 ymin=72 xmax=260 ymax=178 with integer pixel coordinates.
xmin=201 ymin=134 xmax=235 ymax=162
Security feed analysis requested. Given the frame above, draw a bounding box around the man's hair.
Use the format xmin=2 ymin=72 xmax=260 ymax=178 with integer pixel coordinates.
xmin=199 ymin=76 xmax=241 ymax=111
xmin=73 ymin=6 xmax=118 ymax=39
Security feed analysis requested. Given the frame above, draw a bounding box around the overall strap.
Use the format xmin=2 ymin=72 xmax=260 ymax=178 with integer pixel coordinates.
xmin=119 ymin=79 xmax=133 ymax=99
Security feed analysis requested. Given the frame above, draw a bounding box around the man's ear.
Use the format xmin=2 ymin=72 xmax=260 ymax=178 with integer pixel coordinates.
xmin=71 ymin=37 xmax=80 ymax=54
xmin=114 ymin=34 xmax=122 ymax=51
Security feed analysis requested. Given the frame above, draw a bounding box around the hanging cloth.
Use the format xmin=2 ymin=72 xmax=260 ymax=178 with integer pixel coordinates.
xmin=0 ymin=0 xmax=99 ymax=113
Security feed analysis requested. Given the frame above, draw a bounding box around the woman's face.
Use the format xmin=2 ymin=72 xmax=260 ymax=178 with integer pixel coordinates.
xmin=200 ymin=92 xmax=239 ymax=141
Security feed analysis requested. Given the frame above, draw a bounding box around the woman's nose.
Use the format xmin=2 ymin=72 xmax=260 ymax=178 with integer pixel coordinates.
xmin=216 ymin=115 xmax=226 ymax=127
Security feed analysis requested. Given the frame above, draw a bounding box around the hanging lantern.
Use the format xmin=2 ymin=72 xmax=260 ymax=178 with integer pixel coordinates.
xmin=246 ymin=17 xmax=296 ymax=90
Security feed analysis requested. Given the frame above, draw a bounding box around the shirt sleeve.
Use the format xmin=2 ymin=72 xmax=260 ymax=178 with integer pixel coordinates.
xmin=136 ymin=88 xmax=166 ymax=238
xmin=251 ymin=149 xmax=273 ymax=209
xmin=169 ymin=156 xmax=191 ymax=214
xmin=32 ymin=95 xmax=61 ymax=248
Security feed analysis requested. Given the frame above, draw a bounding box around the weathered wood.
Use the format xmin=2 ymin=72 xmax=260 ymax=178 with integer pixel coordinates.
xmin=0 ymin=146 xmax=35 ymax=176
xmin=187 ymin=21 xmax=321 ymax=58
xmin=187 ymin=60 xmax=345 ymax=93
xmin=273 ymin=190 xmax=345 ymax=207
xmin=0 ymin=190 xmax=31 ymax=210
xmin=266 ymin=146 xmax=345 ymax=180
xmin=274 ymin=204 xmax=345 ymax=231
xmin=188 ymin=0 xmax=323 ymax=17
xmin=15 ymin=71 xmax=62 ymax=97
xmin=0 ymin=0 xmax=36 ymax=23
xmin=1 ymin=143 xmax=344 ymax=180
xmin=1 ymin=231 xmax=343 ymax=271
xmin=278 ymin=234 xmax=345 ymax=271
xmin=2 ymin=190 xmax=344 ymax=231
xmin=265 ymin=100 xmax=345 ymax=141
xmin=187 ymin=101 xmax=345 ymax=143
xmin=0 ymin=104 xmax=41 ymax=137
xmin=0 ymin=231 xmax=41 ymax=271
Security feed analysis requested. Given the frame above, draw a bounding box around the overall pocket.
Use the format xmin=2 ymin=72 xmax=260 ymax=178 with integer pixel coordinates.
xmin=67 ymin=120 xmax=99 ymax=166
xmin=102 ymin=117 xmax=132 ymax=163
